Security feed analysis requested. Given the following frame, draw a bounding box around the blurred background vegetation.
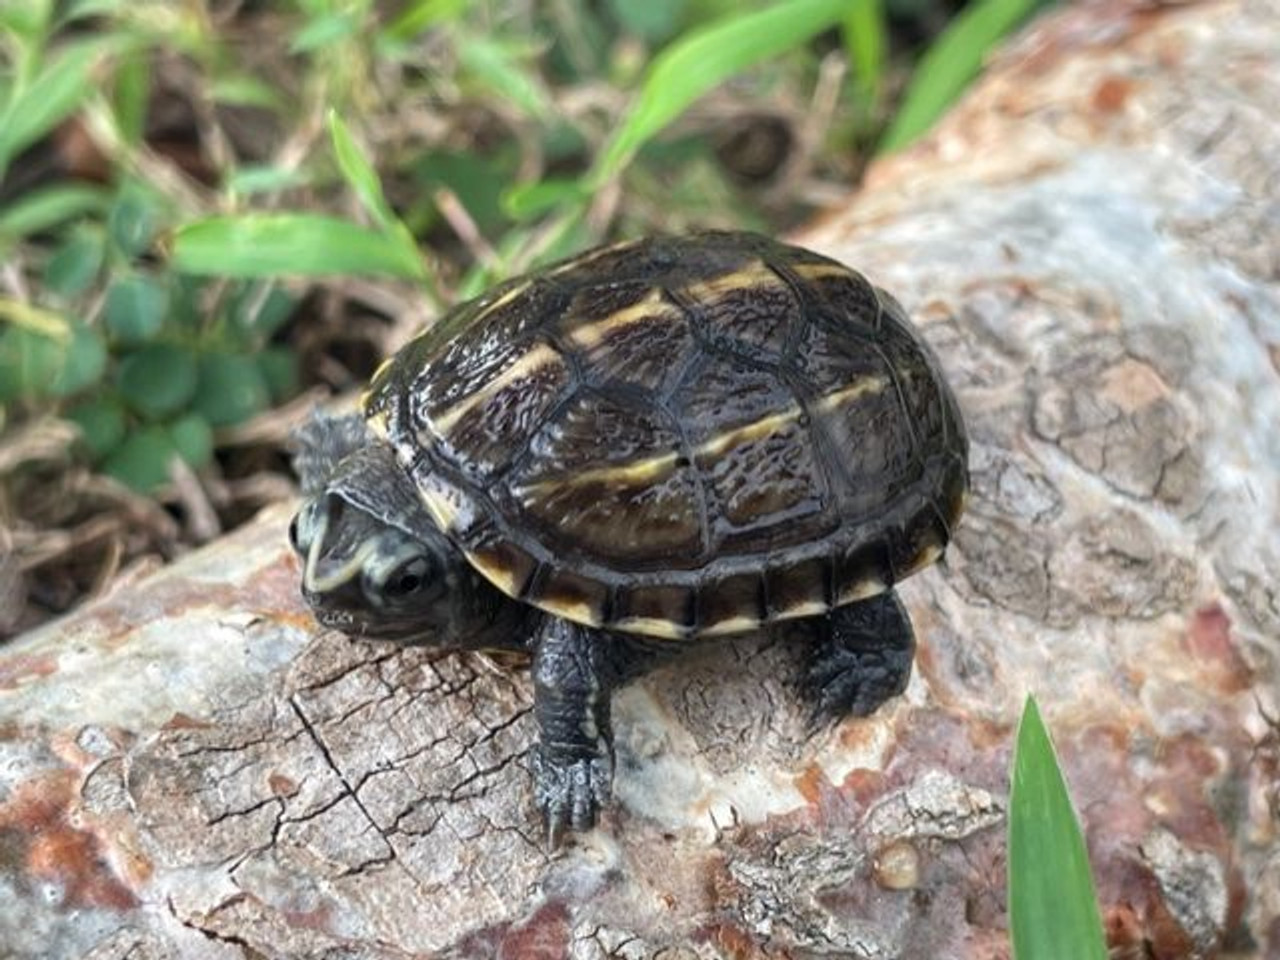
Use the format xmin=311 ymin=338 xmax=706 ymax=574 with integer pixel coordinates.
xmin=0 ymin=0 xmax=1052 ymax=635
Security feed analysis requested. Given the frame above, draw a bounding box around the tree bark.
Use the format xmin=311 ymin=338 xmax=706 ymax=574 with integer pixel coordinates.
xmin=3 ymin=1 xmax=1278 ymax=956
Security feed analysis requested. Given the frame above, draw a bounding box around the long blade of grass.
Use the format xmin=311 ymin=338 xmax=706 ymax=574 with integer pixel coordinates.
xmin=879 ymin=0 xmax=1037 ymax=153
xmin=327 ymin=109 xmax=398 ymax=231
xmin=588 ymin=0 xmax=851 ymax=188
xmin=0 ymin=36 xmax=119 ymax=177
xmin=842 ymin=0 xmax=886 ymax=99
xmin=0 ymin=184 xmax=111 ymax=241
xmin=171 ymin=214 xmax=426 ymax=280
xmin=1008 ymin=695 xmax=1108 ymax=960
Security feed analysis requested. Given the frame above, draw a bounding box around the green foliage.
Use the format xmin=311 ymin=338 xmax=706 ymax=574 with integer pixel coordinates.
xmin=1 ymin=0 xmax=1055 ymax=497
xmin=1008 ymin=696 xmax=1109 ymax=960
xmin=881 ymin=0 xmax=1042 ymax=151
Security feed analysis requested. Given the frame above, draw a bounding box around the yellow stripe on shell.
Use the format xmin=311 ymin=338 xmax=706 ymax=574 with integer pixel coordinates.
xmin=466 ymin=547 xmax=533 ymax=601
xmin=698 ymin=614 xmax=762 ymax=638
xmin=536 ymin=595 xmax=602 ymax=629
xmin=429 ymin=341 xmax=563 ymax=435
xmin=791 ymin=262 xmax=859 ymax=282
xmin=564 ymin=289 xmax=680 ymax=349
xmin=679 ymin=259 xmax=779 ymax=301
xmin=814 ymin=376 xmax=887 ymax=413
xmin=837 ymin=577 xmax=886 ymax=605
xmin=612 ymin=616 xmax=689 ymax=640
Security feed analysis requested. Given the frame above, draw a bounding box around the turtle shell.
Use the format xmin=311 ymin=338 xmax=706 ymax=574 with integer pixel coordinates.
xmin=363 ymin=231 xmax=967 ymax=640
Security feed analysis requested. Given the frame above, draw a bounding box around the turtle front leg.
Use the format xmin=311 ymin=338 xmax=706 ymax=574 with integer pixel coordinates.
xmin=802 ymin=590 xmax=916 ymax=730
xmin=529 ymin=615 xmax=618 ymax=839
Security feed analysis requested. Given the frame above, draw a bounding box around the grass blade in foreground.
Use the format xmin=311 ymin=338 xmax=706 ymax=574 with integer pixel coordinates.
xmin=1008 ymin=695 xmax=1108 ymax=960
xmin=589 ymin=0 xmax=851 ymax=188
xmin=172 ymin=214 xmax=426 ymax=280
xmin=879 ymin=0 xmax=1037 ymax=152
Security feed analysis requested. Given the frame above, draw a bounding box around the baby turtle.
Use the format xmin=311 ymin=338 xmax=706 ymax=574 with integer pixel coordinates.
xmin=290 ymin=230 xmax=968 ymax=836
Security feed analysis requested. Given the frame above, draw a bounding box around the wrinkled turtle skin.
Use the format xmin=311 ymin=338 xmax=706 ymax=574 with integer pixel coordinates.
xmin=290 ymin=230 xmax=968 ymax=838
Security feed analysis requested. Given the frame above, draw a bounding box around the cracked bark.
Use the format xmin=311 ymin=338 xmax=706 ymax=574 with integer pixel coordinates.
xmin=3 ymin=1 xmax=1279 ymax=956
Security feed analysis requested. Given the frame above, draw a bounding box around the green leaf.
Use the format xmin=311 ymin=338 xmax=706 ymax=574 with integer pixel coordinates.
xmin=257 ymin=345 xmax=299 ymax=403
xmin=0 ymin=184 xmax=111 ymax=241
xmin=49 ymin=320 xmax=106 ymax=396
xmin=458 ymin=36 xmax=550 ymax=120
xmin=224 ymin=165 xmax=309 ymax=196
xmin=42 ymin=228 xmax=104 ymax=297
xmin=102 ymin=424 xmax=177 ymax=492
xmin=590 ymin=0 xmax=849 ymax=187
xmin=210 ymin=74 xmax=286 ymax=111
xmin=112 ymin=48 xmax=149 ymax=146
xmin=879 ymin=0 xmax=1036 ymax=152
xmin=842 ymin=0 xmax=887 ymax=99
xmin=103 ymin=274 xmax=170 ymax=344
xmin=107 ymin=188 xmax=160 ymax=257
xmin=0 ymin=36 xmax=115 ymax=178
xmin=382 ymin=0 xmax=468 ymax=43
xmin=65 ymin=396 xmax=127 ymax=459
xmin=229 ymin=282 xmax=296 ymax=340
xmin=327 ymin=110 xmax=398 ymax=231
xmin=172 ymin=214 xmax=427 ymax=280
xmin=116 ymin=343 xmax=197 ymax=419
xmin=291 ymin=9 xmax=361 ymax=53
xmin=501 ymin=178 xmax=587 ymax=222
xmin=167 ymin=411 xmax=213 ymax=469
xmin=0 ymin=325 xmax=62 ymax=401
xmin=191 ymin=351 xmax=269 ymax=427
xmin=1008 ymin=696 xmax=1108 ymax=960
xmin=607 ymin=0 xmax=687 ymax=43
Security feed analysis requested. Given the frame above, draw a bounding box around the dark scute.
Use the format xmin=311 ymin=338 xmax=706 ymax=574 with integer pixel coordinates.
xmin=508 ymin=392 xmax=704 ymax=565
xmin=415 ymin=280 xmax=568 ymax=413
xmin=512 ymin=469 xmax=703 ymax=567
xmin=794 ymin=265 xmax=883 ymax=337
xmin=837 ymin=537 xmax=895 ymax=595
xmin=470 ymin=538 xmax=541 ymax=598
xmin=569 ymin=306 xmax=695 ymax=396
xmin=615 ymin=582 xmax=697 ymax=632
xmin=688 ymin=262 xmax=800 ymax=363
xmin=427 ymin=349 xmax=570 ymax=479
xmin=672 ymin=354 xmax=792 ymax=446
xmin=766 ymin=555 xmax=833 ymax=617
xmin=697 ymin=570 xmax=766 ymax=630
xmin=533 ymin=567 xmax=613 ymax=623
xmin=701 ymin=418 xmax=833 ymax=550
xmin=519 ymin=391 xmax=681 ymax=475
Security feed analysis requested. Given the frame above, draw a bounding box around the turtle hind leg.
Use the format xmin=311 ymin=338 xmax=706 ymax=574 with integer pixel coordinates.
xmin=801 ymin=590 xmax=916 ymax=732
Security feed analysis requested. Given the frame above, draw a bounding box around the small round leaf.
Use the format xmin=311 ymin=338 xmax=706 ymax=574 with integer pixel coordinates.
xmin=104 ymin=274 xmax=170 ymax=344
xmin=43 ymin=229 xmax=104 ymax=297
xmin=167 ymin=411 xmax=214 ymax=469
xmin=50 ymin=321 xmax=107 ymax=396
xmin=0 ymin=325 xmax=63 ymax=401
xmin=116 ymin=343 xmax=198 ymax=419
xmin=102 ymin=425 xmax=177 ymax=492
xmin=192 ymin=351 xmax=269 ymax=427
xmin=65 ymin=396 xmax=127 ymax=459
xmin=257 ymin=346 xmax=298 ymax=403
xmin=108 ymin=189 xmax=159 ymax=257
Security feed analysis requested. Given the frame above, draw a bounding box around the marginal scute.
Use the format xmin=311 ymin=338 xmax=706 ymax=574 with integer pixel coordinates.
xmin=367 ymin=230 xmax=967 ymax=637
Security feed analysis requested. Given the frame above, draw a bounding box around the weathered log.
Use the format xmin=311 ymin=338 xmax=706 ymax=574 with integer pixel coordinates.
xmin=2 ymin=0 xmax=1278 ymax=956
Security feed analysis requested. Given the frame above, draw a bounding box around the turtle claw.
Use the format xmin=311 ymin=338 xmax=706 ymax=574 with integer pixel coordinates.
xmin=532 ymin=748 xmax=612 ymax=845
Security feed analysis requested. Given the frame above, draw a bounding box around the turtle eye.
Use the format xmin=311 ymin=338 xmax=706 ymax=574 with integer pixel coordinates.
xmin=383 ymin=556 xmax=432 ymax=600
xmin=287 ymin=513 xmax=302 ymax=552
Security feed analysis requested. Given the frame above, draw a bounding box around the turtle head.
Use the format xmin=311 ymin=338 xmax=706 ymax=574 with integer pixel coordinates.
xmin=288 ymin=417 xmax=513 ymax=646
